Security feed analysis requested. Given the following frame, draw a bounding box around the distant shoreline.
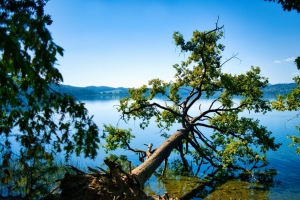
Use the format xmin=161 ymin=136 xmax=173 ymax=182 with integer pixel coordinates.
xmin=51 ymin=83 xmax=297 ymax=99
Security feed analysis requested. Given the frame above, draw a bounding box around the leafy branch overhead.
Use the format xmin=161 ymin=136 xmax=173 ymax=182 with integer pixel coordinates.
xmin=272 ymin=56 xmax=300 ymax=153
xmin=0 ymin=0 xmax=100 ymax=195
xmin=106 ymin=25 xmax=281 ymax=184
xmin=268 ymin=0 xmax=300 ymax=154
xmin=266 ymin=0 xmax=300 ymax=13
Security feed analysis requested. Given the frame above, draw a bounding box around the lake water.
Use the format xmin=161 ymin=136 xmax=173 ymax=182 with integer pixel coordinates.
xmin=67 ymin=96 xmax=300 ymax=199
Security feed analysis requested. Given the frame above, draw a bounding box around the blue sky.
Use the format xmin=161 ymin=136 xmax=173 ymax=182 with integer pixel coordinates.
xmin=45 ymin=0 xmax=300 ymax=87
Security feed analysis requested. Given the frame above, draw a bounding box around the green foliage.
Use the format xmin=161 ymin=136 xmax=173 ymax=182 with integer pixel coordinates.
xmin=295 ymin=56 xmax=300 ymax=70
xmin=0 ymin=152 xmax=69 ymax=199
xmin=0 ymin=0 xmax=100 ymax=197
xmin=102 ymin=124 xmax=135 ymax=153
xmin=268 ymin=0 xmax=300 ymax=152
xmin=266 ymin=0 xmax=300 ymax=13
xmin=289 ymin=125 xmax=300 ymax=154
xmin=272 ymin=56 xmax=300 ymax=153
xmin=211 ymin=114 xmax=280 ymax=168
xmin=107 ymin=25 xmax=280 ymax=174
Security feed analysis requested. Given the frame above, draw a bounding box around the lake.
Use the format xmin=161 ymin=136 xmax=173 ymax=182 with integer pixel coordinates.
xmin=66 ymin=96 xmax=300 ymax=199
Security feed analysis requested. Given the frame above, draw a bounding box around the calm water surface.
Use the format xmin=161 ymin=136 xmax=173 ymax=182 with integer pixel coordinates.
xmin=72 ymin=97 xmax=300 ymax=199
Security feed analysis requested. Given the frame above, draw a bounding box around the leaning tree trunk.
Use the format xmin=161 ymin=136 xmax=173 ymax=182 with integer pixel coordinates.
xmin=55 ymin=127 xmax=191 ymax=199
xmin=131 ymin=127 xmax=190 ymax=184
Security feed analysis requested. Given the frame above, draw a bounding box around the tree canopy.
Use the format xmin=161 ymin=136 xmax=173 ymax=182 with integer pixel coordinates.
xmin=104 ymin=24 xmax=281 ymax=184
xmin=266 ymin=0 xmax=300 ymax=13
xmin=0 ymin=0 xmax=100 ymax=197
xmin=272 ymin=57 xmax=300 ymax=153
xmin=269 ymin=0 xmax=300 ymax=154
xmin=0 ymin=0 xmax=288 ymax=198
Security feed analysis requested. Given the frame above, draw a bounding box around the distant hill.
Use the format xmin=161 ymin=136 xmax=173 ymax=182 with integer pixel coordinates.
xmin=50 ymin=84 xmax=129 ymax=98
xmin=84 ymin=86 xmax=128 ymax=94
xmin=262 ymin=83 xmax=297 ymax=96
xmin=51 ymin=83 xmax=297 ymax=99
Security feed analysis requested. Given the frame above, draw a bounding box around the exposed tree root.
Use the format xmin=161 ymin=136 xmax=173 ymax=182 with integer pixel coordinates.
xmin=58 ymin=173 xmax=146 ymax=200
xmin=43 ymin=159 xmax=177 ymax=200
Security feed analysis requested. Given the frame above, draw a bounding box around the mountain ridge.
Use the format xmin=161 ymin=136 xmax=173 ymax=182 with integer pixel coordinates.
xmin=50 ymin=83 xmax=297 ymax=98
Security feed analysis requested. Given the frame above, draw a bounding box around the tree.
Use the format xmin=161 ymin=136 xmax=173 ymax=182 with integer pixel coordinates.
xmin=296 ymin=56 xmax=300 ymax=69
xmin=0 ymin=0 xmax=100 ymax=198
xmin=265 ymin=0 xmax=300 ymax=13
xmin=268 ymin=0 xmax=300 ymax=154
xmin=105 ymin=24 xmax=281 ymax=185
xmin=272 ymin=57 xmax=300 ymax=153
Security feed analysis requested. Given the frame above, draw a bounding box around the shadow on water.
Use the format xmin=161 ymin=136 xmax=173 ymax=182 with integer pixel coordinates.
xmin=103 ymin=154 xmax=279 ymax=200
xmin=2 ymin=97 xmax=298 ymax=199
xmin=146 ymin=166 xmax=278 ymax=200
xmin=64 ymin=97 xmax=300 ymax=199
xmin=0 ymin=152 xmax=281 ymax=200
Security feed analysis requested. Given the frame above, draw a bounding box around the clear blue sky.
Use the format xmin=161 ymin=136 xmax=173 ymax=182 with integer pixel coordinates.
xmin=45 ymin=0 xmax=300 ymax=87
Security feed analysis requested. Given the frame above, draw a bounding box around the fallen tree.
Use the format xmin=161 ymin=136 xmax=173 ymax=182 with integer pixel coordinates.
xmin=45 ymin=23 xmax=281 ymax=200
xmin=104 ymin=23 xmax=281 ymax=186
xmin=0 ymin=0 xmax=281 ymax=198
xmin=43 ymin=159 xmax=175 ymax=200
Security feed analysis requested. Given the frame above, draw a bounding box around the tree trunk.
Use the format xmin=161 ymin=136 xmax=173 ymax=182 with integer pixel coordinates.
xmin=131 ymin=127 xmax=190 ymax=184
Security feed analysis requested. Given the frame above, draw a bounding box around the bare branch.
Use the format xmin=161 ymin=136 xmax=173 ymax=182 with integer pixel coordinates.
xmin=220 ymin=53 xmax=241 ymax=68
xmin=193 ymin=128 xmax=217 ymax=153
xmin=191 ymin=106 xmax=243 ymax=124
xmin=204 ymin=24 xmax=224 ymax=36
xmin=185 ymin=137 xmax=219 ymax=168
xmin=208 ymin=98 xmax=220 ymax=111
xmin=123 ymin=102 xmax=182 ymax=119
xmin=163 ymin=93 xmax=183 ymax=109
xmin=181 ymin=89 xmax=199 ymax=111
xmin=215 ymin=16 xmax=220 ymax=29
xmin=113 ymin=131 xmax=147 ymax=154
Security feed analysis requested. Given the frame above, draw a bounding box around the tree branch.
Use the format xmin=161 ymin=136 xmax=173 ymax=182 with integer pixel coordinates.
xmin=185 ymin=137 xmax=220 ymax=168
xmin=193 ymin=127 xmax=217 ymax=153
xmin=192 ymin=104 xmax=244 ymax=123
xmin=123 ymin=102 xmax=182 ymax=119
xmin=220 ymin=53 xmax=240 ymax=68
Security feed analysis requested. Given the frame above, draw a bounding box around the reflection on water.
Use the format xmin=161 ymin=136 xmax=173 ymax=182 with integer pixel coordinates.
xmin=65 ymin=97 xmax=300 ymax=199
xmin=204 ymin=179 xmax=270 ymax=200
xmin=142 ymin=157 xmax=279 ymax=199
